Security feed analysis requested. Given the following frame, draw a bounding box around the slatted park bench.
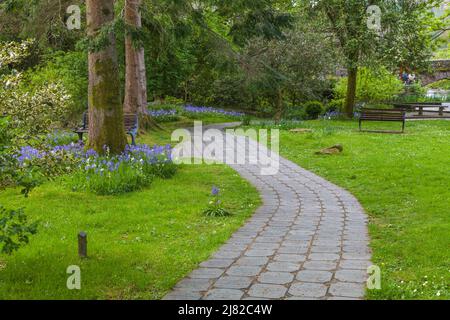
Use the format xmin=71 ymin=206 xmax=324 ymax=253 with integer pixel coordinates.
xmin=359 ymin=108 xmax=406 ymax=133
xmin=74 ymin=112 xmax=139 ymax=145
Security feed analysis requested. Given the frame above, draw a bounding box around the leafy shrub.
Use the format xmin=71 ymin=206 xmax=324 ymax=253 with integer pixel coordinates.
xmin=284 ymin=106 xmax=305 ymax=120
xmin=0 ymin=206 xmax=38 ymax=255
xmin=427 ymin=79 xmax=450 ymax=90
xmin=24 ymin=50 xmax=88 ymax=122
xmin=334 ymin=67 xmax=403 ymax=103
xmin=0 ymin=40 xmax=72 ymax=138
xmin=304 ymin=101 xmax=324 ymax=120
xmin=325 ymin=99 xmax=344 ymax=113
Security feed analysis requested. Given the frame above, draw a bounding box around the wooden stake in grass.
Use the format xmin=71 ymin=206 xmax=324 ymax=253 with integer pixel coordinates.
xmin=78 ymin=232 xmax=87 ymax=258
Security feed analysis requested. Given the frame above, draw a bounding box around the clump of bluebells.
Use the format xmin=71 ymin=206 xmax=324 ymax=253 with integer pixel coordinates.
xmin=147 ymin=105 xmax=245 ymax=123
xmin=14 ymin=140 xmax=177 ymax=196
xmin=14 ymin=143 xmax=83 ymax=196
xmin=70 ymin=144 xmax=177 ymax=195
xmin=147 ymin=109 xmax=179 ymax=122
xmin=203 ymin=186 xmax=231 ymax=217
xmin=183 ymin=105 xmax=245 ymax=118
xmin=46 ymin=131 xmax=80 ymax=147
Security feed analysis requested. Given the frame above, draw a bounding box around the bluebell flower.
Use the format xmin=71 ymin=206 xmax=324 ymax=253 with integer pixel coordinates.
xmin=211 ymin=186 xmax=220 ymax=196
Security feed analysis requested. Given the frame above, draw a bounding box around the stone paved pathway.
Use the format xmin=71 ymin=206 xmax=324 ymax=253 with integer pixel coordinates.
xmin=165 ymin=123 xmax=371 ymax=300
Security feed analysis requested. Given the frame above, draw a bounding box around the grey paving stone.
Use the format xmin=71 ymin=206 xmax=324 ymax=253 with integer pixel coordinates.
xmin=250 ymin=243 xmax=280 ymax=251
xmin=200 ymin=259 xmax=235 ymax=268
xmin=296 ymin=270 xmax=333 ymax=283
xmin=214 ymin=276 xmax=254 ymax=289
xmin=213 ymin=251 xmax=242 ymax=259
xmin=226 ymin=265 xmax=263 ymax=277
xmin=248 ymin=284 xmax=288 ymax=299
xmin=164 ymin=288 xmax=203 ymax=300
xmin=235 ymin=256 xmax=269 ymax=266
xmin=303 ymin=260 xmax=337 ymax=271
xmin=339 ymin=259 xmax=372 ymax=270
xmin=274 ymin=254 xmax=306 ymax=263
xmin=278 ymin=246 xmax=308 ymax=254
xmin=308 ymin=253 xmax=340 ymax=261
xmin=189 ymin=268 xmax=225 ymax=279
xmin=245 ymin=249 xmax=275 ymax=257
xmin=204 ymin=289 xmax=244 ymax=300
xmin=258 ymin=272 xmax=294 ymax=285
xmin=175 ymin=278 xmax=214 ymax=291
xmin=288 ymin=282 xmax=327 ymax=298
xmin=266 ymin=262 xmax=301 ymax=272
xmin=329 ymin=282 xmax=366 ymax=298
xmin=335 ymin=269 xmax=368 ymax=283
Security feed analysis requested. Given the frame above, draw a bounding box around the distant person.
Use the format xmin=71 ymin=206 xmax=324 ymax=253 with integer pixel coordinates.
xmin=408 ymin=73 xmax=416 ymax=84
xmin=402 ymin=72 xmax=409 ymax=84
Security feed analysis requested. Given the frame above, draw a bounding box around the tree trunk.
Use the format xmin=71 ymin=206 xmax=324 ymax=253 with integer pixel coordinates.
xmin=124 ymin=0 xmax=147 ymax=114
xmin=274 ymin=89 xmax=284 ymax=123
xmin=86 ymin=0 xmax=127 ymax=154
xmin=124 ymin=0 xmax=160 ymax=130
xmin=344 ymin=67 xmax=358 ymax=118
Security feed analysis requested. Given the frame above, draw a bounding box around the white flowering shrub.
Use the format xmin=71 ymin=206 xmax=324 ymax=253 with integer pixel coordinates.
xmin=0 ymin=39 xmax=71 ymax=138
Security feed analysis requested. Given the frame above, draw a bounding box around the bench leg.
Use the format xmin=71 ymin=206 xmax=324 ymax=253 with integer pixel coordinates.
xmin=439 ymin=107 xmax=444 ymax=116
xmin=402 ymin=120 xmax=405 ymax=133
xmin=77 ymin=132 xmax=83 ymax=141
xmin=129 ymin=133 xmax=136 ymax=146
xmin=359 ymin=119 xmax=362 ymax=131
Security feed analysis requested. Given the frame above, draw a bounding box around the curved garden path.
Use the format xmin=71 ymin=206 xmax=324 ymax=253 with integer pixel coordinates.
xmin=165 ymin=123 xmax=371 ymax=300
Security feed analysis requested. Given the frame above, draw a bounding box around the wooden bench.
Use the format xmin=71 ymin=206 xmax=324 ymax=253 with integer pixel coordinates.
xmin=359 ymin=108 xmax=406 ymax=133
xmin=413 ymin=105 xmax=446 ymax=117
xmin=74 ymin=112 xmax=139 ymax=145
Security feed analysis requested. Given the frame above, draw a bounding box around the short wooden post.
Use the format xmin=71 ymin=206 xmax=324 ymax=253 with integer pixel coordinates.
xmin=78 ymin=232 xmax=87 ymax=258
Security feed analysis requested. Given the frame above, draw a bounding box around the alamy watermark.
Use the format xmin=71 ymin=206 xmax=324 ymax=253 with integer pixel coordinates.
xmin=171 ymin=122 xmax=280 ymax=176
xmin=66 ymin=265 xmax=81 ymax=290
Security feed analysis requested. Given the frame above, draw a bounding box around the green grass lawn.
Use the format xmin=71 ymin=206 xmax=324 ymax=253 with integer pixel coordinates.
xmin=267 ymin=119 xmax=449 ymax=299
xmin=140 ymin=115 xmax=242 ymax=146
xmin=0 ymin=164 xmax=260 ymax=299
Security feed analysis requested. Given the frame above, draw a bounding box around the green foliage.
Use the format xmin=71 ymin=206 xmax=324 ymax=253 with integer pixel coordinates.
xmin=0 ymin=40 xmax=72 ymax=139
xmin=334 ymin=68 xmax=404 ymax=103
xmin=325 ymin=99 xmax=345 ymax=113
xmin=0 ymin=206 xmax=38 ymax=255
xmin=427 ymin=79 xmax=450 ymax=90
xmin=304 ymin=101 xmax=324 ymax=120
xmin=24 ymin=51 xmax=88 ymax=121
xmin=242 ymin=115 xmax=252 ymax=126
xmin=284 ymin=106 xmax=305 ymax=120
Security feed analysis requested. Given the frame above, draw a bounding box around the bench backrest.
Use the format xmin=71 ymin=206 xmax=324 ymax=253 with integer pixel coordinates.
xmin=81 ymin=112 xmax=138 ymax=131
xmin=360 ymin=108 xmax=406 ymax=120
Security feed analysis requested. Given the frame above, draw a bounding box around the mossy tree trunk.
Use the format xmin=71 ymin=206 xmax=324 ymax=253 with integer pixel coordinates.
xmin=86 ymin=0 xmax=127 ymax=154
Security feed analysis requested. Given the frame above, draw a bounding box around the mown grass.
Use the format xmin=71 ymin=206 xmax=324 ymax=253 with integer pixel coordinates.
xmin=0 ymin=164 xmax=260 ymax=299
xmin=267 ymin=119 xmax=450 ymax=299
xmin=140 ymin=115 xmax=242 ymax=146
